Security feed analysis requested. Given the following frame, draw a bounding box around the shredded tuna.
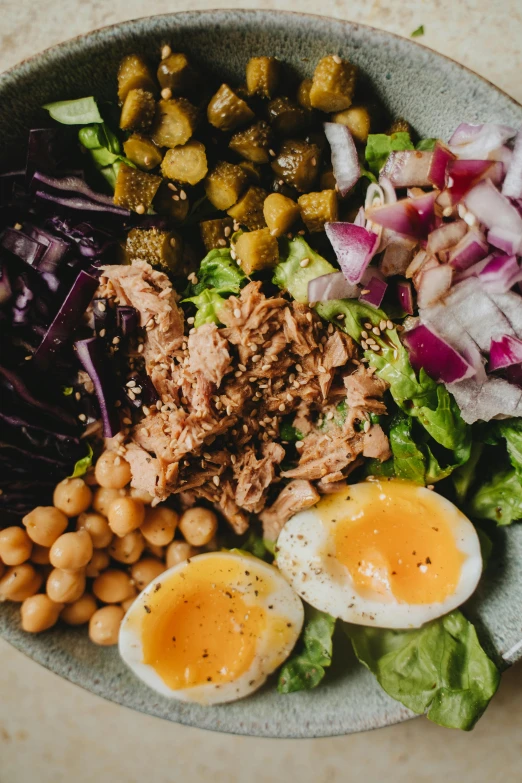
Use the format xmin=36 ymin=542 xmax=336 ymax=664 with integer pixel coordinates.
xmin=344 ymin=365 xmax=389 ymax=414
xmin=260 ymin=480 xmax=320 ymax=541
xmin=187 ymin=323 xmax=231 ymax=387
xmin=362 ymin=424 xmax=392 ymax=461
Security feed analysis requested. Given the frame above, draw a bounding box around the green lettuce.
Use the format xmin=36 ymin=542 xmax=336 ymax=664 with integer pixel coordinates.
xmin=43 ymin=96 xmax=103 ymax=125
xmin=349 ymin=610 xmax=500 ymax=730
xmin=468 ymin=469 xmax=522 ymax=525
xmin=278 ymin=607 xmax=336 ymax=693
xmin=272 ymin=237 xmax=336 ymax=303
xmin=280 ymin=421 xmax=304 ymax=442
xmin=364 ymin=132 xmax=414 ymax=175
xmin=68 ymin=444 xmax=93 ymax=479
xmin=191 ymin=248 xmax=246 ymax=296
xmin=182 ymin=289 xmax=227 ymax=327
xmin=452 ymin=442 xmax=484 ymax=504
xmin=417 ymin=138 xmax=438 ymax=151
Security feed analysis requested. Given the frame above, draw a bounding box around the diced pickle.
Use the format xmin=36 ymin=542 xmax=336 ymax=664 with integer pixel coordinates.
xmin=153 ymin=180 xmax=190 ymax=224
xmin=320 ymin=168 xmax=337 ymax=191
xmin=151 ymin=98 xmax=199 ymax=149
xmin=207 ymin=84 xmax=255 ymax=132
xmin=234 ymin=228 xmax=279 ymax=275
xmin=229 ymin=121 xmax=273 ymax=164
xmin=118 ymin=55 xmax=157 ymax=103
xmin=333 ymin=105 xmax=371 ymax=143
xmin=298 ymin=190 xmax=338 ymax=233
xmin=126 ymin=227 xmax=183 ymax=272
xmin=268 ymin=97 xmax=309 ymax=137
xmin=227 ymin=186 xmax=268 ymax=230
xmin=238 ymin=161 xmax=263 ymax=183
xmin=161 ymin=141 xmax=208 ymax=185
xmin=123 ymin=134 xmax=163 ymax=170
xmin=246 ymin=57 xmax=280 ymax=99
xmin=263 ymin=193 xmax=300 ymax=237
xmin=309 ymin=55 xmax=357 ymax=113
xmin=271 ymin=139 xmax=320 ymax=193
xmin=297 ymin=79 xmax=313 ymax=111
xmin=119 ymin=89 xmax=155 ymax=131
xmin=200 ymin=218 xmax=234 ymax=252
xmin=157 ymin=53 xmax=198 ymax=94
xmin=388 ymin=118 xmax=412 ymax=135
xmin=113 ymin=163 xmax=162 ymax=213
xmin=204 ymin=161 xmax=249 ymax=211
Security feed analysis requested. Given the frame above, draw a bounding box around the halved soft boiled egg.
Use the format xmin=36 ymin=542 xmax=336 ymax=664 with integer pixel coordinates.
xmin=276 ymin=480 xmax=483 ymax=629
xmin=119 ymin=551 xmax=304 ymax=704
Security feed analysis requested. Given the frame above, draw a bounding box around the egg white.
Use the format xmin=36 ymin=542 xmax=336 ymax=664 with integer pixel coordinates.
xmin=276 ymin=482 xmax=483 ymax=629
xmin=119 ymin=551 xmax=304 ymax=705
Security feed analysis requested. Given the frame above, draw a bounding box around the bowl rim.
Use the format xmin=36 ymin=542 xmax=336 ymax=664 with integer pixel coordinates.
xmin=0 ymin=8 xmax=520 ymax=739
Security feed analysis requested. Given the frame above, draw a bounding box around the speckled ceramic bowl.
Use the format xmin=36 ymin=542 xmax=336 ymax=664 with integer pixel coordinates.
xmin=1 ymin=10 xmax=521 ymax=739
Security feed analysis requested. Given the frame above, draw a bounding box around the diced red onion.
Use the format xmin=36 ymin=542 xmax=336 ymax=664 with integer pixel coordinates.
xmin=378 ymin=175 xmax=397 ymax=204
xmin=307 ymin=272 xmax=359 ymax=302
xmin=426 ymin=219 xmax=467 ymax=255
xmin=397 ymin=280 xmax=414 ymax=314
xmin=479 ymin=254 xmax=522 ymax=294
xmin=446 ymin=159 xmax=503 ymax=204
xmin=448 ymin=228 xmax=489 ymax=271
xmin=416 ymin=264 xmax=453 ymax=308
xmin=359 ymin=275 xmax=388 ymax=309
xmin=504 ymin=364 xmax=522 ymax=387
xmin=454 ymin=254 xmax=494 ymax=282
xmin=323 ymin=123 xmax=360 ymax=196
xmin=489 ymin=334 xmax=522 ymax=371
xmin=487 ymin=226 xmax=522 ymax=255
xmin=428 ymin=142 xmax=456 ymax=190
xmin=463 ymin=178 xmax=522 ymax=234
xmin=325 ymin=222 xmax=379 ymax=284
xmin=366 ymin=190 xmax=437 ymax=240
xmin=448 ymin=122 xmax=516 ymax=159
xmin=502 ymin=126 xmax=522 ymax=200
xmin=381 ymin=150 xmax=433 ymax=188
xmin=402 ymin=323 xmax=476 ymax=383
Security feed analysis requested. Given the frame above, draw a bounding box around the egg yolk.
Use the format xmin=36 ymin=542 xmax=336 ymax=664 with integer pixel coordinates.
xmin=319 ymin=481 xmax=465 ymax=604
xmin=139 ymin=557 xmax=267 ymax=690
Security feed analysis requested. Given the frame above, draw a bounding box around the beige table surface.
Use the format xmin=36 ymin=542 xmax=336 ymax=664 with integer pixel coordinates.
xmin=1 ymin=1 xmax=522 ymax=781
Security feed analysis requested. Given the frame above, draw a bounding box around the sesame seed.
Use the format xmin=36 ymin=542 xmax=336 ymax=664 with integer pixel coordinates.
xmin=306 ymin=313 xmax=313 ymax=323
xmin=78 ymin=414 xmax=87 ymax=422
xmin=224 ymin=226 xmax=231 ymax=237
xmin=99 ymin=328 xmax=106 ymax=337
xmin=311 ymin=157 xmax=317 ymax=166
xmin=112 ymin=336 xmax=120 ymax=345
xmin=161 ymin=87 xmax=172 ymax=100
xmin=318 ymin=365 xmax=326 ymax=373
xmin=363 ymin=420 xmax=371 ymax=432
xmin=233 ymin=221 xmax=240 ymax=231
xmin=361 ymin=330 xmax=369 ymax=339
xmin=372 ymin=326 xmax=380 ymax=335
xmin=361 ymin=340 xmax=368 ymax=350
xmin=299 ymin=257 xmax=310 ymax=268
xmin=326 ymin=411 xmax=334 ymax=420
xmin=180 ymin=190 xmax=187 ymax=201
xmin=361 ymin=289 xmax=370 ymax=295
xmin=137 ymin=343 xmax=144 ymax=354
xmin=379 ymin=320 xmax=387 ymax=331
xmin=187 ymin=316 xmax=195 ymax=325
xmin=261 ymin=364 xmax=271 ymax=372
xmin=296 ymin=441 xmax=304 ymax=450
xmin=24 ymin=355 xmax=32 ymax=361
xmin=172 ymin=194 xmax=180 ymax=201
xmin=234 ymin=308 xmax=241 ymax=318
xmin=161 ymin=44 xmax=172 ymax=59
xmin=364 ymin=322 xmax=372 ymax=329
xmin=14 ymin=222 xmax=22 ymax=230
xmin=295 ymin=364 xmax=303 ymax=373
xmin=252 ymin=354 xmax=261 ymax=362
xmin=135 ymin=204 xmax=145 ymax=215
xmin=387 ymin=320 xmax=394 ymax=330
xmin=249 ymin=376 xmax=257 ymax=383
xmin=332 ymin=54 xmax=342 ymax=63
xmin=122 ymin=417 xmax=132 ymax=425
xmin=442 ymin=206 xmax=453 ymax=217
xmin=97 ymin=301 xmax=106 ymax=312
xmin=269 ymin=149 xmax=276 ymax=157
xmin=126 ymin=380 xmax=136 ymax=388
xmin=212 ymin=474 xmax=220 ymax=487
xmin=142 ymin=406 xmax=150 ymax=416
xmin=278 ymin=403 xmax=286 ymax=412
xmin=238 ymin=364 xmax=247 ymax=372
xmin=168 ymin=182 xmax=177 ymax=192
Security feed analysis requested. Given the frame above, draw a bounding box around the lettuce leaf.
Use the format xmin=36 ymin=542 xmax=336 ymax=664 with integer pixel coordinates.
xmin=182 ymin=289 xmax=227 ymax=327
xmin=191 ymin=248 xmax=246 ymax=296
xmin=349 ymin=610 xmax=500 ymax=730
xmin=278 ymin=607 xmax=336 ymax=693
xmin=43 ymin=97 xmax=103 ymax=125
xmin=468 ymin=469 xmax=522 ymax=525
xmin=364 ymin=132 xmax=414 ymax=175
xmin=416 ymin=138 xmax=438 ymax=151
xmin=68 ymin=443 xmax=93 ymax=478
xmin=272 ymin=237 xmax=336 ymax=303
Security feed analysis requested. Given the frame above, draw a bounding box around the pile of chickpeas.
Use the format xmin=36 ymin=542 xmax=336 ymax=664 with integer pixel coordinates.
xmin=0 ymin=450 xmax=218 ymax=645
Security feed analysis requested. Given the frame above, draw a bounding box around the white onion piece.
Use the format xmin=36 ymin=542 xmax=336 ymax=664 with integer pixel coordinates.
xmin=353 ymin=206 xmax=366 ymax=227
xmin=502 ymin=126 xmax=522 ymax=200
xmin=448 ymin=122 xmax=516 ymax=159
xmin=325 ymin=222 xmax=379 ymax=284
xmin=488 ymin=290 xmax=522 ymax=337
xmin=420 ymin=301 xmax=486 ymax=383
xmin=381 ymin=150 xmax=433 ymax=187
xmin=489 ymin=334 xmax=522 ymax=371
xmin=447 ymin=375 xmax=522 ymax=423
xmin=307 ymin=272 xmax=359 ymax=302
xmin=440 ymin=278 xmax=515 ymax=351
xmin=463 ymin=179 xmax=522 ymax=234
xmin=323 ymin=123 xmax=360 ymax=196
xmin=365 ymin=183 xmax=385 ymax=210
xmin=479 ymin=254 xmax=522 ymax=294
xmin=488 ymin=226 xmax=522 ymax=255
xmin=416 ymin=264 xmax=453 ymax=308
xmin=426 ymin=220 xmax=467 ymax=254
xmin=406 ymin=249 xmax=430 ymax=279
xmin=379 ymin=175 xmax=397 ymax=204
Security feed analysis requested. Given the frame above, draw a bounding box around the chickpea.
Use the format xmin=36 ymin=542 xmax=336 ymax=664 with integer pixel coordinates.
xmin=89 ymin=605 xmax=125 ymax=646
xmin=121 ymin=596 xmax=135 ymax=613
xmin=20 ymin=594 xmax=63 ymax=633
xmin=0 ymin=564 xmax=43 ymax=602
xmin=49 ymin=530 xmax=93 ymax=571
xmin=108 ymin=497 xmax=145 ymax=537
xmin=61 ymin=593 xmax=98 ymax=626
xmin=53 ymin=478 xmax=92 ymax=517
xmin=46 ymin=567 xmax=86 ymax=604
xmin=0 ymin=561 xmax=4 ymax=580
xmin=131 ymin=558 xmax=165 ymax=591
xmin=94 ymin=451 xmax=132 ymax=489
xmin=93 ymin=487 xmax=126 ymax=517
xmin=145 ymin=543 xmax=165 ymax=559
xmin=77 ymin=512 xmax=113 ymax=549
xmin=140 ymin=507 xmax=178 ymax=546
xmin=178 ymin=507 xmax=218 ymax=546
xmin=85 ymin=549 xmax=111 ymax=578
xmin=0 ymin=527 xmax=33 ymax=566
xmin=93 ymin=569 xmax=135 ymax=603
xmin=31 ymin=545 xmax=50 ymax=565
xmin=108 ymin=530 xmax=144 ymax=564
xmin=166 ymin=540 xmax=199 ymax=569
xmin=23 ymin=506 xmax=68 ymax=547
xmin=130 ymin=487 xmax=153 ymax=504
